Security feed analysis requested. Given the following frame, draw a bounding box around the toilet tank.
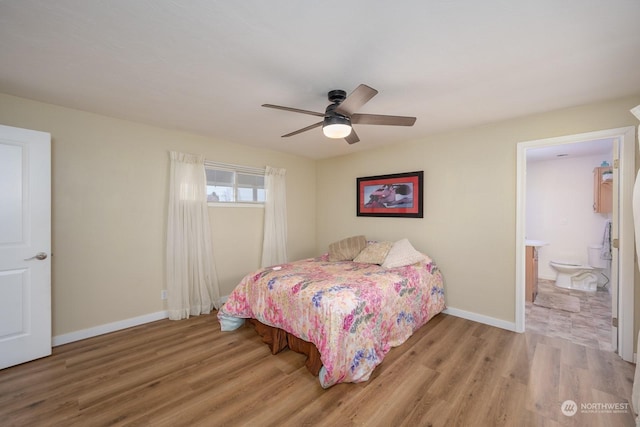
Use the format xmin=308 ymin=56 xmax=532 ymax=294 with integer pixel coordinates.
xmin=588 ymin=244 xmax=608 ymax=268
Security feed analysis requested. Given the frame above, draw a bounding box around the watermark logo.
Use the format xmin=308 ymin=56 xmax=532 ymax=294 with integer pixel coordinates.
xmin=561 ymin=399 xmax=631 ymax=416
xmin=561 ymin=400 xmax=578 ymax=417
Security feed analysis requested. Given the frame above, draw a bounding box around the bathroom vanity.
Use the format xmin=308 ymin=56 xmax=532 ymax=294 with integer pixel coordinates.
xmin=525 ymin=240 xmax=548 ymax=302
xmin=525 ymin=246 xmax=538 ymax=302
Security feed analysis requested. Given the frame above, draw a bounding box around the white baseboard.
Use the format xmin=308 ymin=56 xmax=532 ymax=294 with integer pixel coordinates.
xmin=51 ymin=303 xmax=515 ymax=347
xmin=52 ymin=311 xmax=169 ymax=347
xmin=443 ymin=307 xmax=517 ymax=332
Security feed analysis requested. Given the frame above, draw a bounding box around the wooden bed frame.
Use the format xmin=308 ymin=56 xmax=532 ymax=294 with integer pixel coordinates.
xmin=247 ymin=318 xmax=322 ymax=375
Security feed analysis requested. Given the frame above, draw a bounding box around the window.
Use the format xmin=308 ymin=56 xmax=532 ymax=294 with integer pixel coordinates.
xmin=205 ymin=162 xmax=265 ymax=204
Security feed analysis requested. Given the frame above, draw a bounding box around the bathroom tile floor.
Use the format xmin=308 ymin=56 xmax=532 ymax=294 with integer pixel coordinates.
xmin=525 ymin=279 xmax=613 ymax=351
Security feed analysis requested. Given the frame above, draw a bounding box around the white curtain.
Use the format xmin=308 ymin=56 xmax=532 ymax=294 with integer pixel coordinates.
xmin=261 ymin=166 xmax=288 ymax=267
xmin=166 ymin=151 xmax=221 ymax=320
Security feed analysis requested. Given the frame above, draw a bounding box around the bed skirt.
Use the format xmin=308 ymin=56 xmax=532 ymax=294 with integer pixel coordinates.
xmin=246 ymin=318 xmax=322 ymax=376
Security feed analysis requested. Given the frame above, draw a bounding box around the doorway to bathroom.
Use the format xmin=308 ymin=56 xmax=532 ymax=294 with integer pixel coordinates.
xmin=515 ymin=126 xmax=636 ymax=363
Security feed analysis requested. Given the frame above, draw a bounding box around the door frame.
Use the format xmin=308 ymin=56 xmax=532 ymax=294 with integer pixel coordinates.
xmin=515 ymin=126 xmax=635 ymax=362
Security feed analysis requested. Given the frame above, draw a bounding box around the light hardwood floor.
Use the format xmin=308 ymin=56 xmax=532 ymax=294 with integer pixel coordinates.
xmin=0 ymin=312 xmax=635 ymax=426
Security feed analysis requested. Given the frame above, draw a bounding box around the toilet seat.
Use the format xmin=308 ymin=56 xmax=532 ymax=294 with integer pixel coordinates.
xmin=551 ymin=260 xmax=584 ymax=267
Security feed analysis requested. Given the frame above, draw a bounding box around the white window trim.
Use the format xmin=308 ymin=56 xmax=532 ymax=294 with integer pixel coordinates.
xmin=204 ymin=161 xmax=265 ymax=175
xmin=204 ymin=161 xmax=266 ymax=206
xmin=207 ymin=201 xmax=264 ymax=208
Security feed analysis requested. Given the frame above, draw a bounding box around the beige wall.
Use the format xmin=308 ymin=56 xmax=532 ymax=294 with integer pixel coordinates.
xmin=1 ymin=91 xmax=638 ymax=341
xmin=316 ymin=95 xmax=640 ymax=325
xmin=0 ymin=93 xmax=317 ymax=336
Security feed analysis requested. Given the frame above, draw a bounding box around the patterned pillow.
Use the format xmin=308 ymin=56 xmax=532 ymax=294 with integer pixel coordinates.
xmin=328 ymin=235 xmax=367 ymax=261
xmin=382 ymin=238 xmax=427 ymax=268
xmin=353 ymin=241 xmax=393 ymax=265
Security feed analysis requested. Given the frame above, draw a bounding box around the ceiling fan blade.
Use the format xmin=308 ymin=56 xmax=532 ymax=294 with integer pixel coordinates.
xmin=345 ymin=128 xmax=360 ymax=144
xmin=351 ymin=113 xmax=416 ymax=126
xmin=281 ymin=121 xmax=323 ymax=138
xmin=262 ymin=104 xmax=324 ymax=117
xmin=335 ymin=84 xmax=378 ymax=116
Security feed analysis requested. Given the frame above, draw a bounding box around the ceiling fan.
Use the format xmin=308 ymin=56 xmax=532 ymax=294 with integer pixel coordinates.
xmin=262 ymin=84 xmax=416 ymax=144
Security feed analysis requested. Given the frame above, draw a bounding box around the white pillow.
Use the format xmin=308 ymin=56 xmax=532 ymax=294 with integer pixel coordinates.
xmin=382 ymin=238 xmax=427 ymax=268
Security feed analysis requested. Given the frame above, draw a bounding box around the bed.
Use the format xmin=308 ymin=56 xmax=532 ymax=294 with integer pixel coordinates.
xmin=218 ymin=238 xmax=446 ymax=388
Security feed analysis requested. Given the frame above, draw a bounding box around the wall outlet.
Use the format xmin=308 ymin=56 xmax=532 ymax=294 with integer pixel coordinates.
xmin=160 ymin=290 xmax=168 ymax=300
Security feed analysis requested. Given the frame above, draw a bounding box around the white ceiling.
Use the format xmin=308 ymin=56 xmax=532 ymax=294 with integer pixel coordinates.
xmin=526 ymin=138 xmax=613 ymax=163
xmin=1 ymin=1 xmax=639 ymax=159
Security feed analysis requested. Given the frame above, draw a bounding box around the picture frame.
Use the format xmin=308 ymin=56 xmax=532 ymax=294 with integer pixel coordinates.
xmin=356 ymin=171 xmax=424 ymax=218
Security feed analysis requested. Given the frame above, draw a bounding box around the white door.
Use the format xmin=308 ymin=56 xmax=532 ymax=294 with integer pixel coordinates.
xmin=0 ymin=124 xmax=51 ymax=370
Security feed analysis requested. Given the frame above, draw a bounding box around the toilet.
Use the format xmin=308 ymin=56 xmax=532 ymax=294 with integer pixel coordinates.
xmin=549 ymin=244 xmax=608 ymax=292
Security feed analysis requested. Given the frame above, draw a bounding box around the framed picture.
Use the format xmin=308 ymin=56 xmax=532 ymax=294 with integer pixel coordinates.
xmin=357 ymin=171 xmax=424 ymax=218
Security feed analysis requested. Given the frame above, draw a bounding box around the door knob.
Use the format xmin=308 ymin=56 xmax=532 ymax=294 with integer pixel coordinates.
xmin=25 ymin=252 xmax=48 ymax=261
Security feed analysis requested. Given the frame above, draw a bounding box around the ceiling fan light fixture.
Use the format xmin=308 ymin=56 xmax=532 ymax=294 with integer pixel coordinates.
xmin=263 ymin=84 xmax=415 ymax=144
xmin=322 ymin=115 xmax=352 ymax=139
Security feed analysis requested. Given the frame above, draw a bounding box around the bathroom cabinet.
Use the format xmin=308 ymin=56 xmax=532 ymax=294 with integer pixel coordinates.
xmin=593 ymin=166 xmax=612 ymax=213
xmin=525 ymin=246 xmax=538 ymax=302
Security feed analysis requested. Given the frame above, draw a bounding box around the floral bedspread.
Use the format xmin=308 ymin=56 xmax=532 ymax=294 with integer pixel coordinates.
xmin=218 ymin=254 xmax=445 ymax=388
